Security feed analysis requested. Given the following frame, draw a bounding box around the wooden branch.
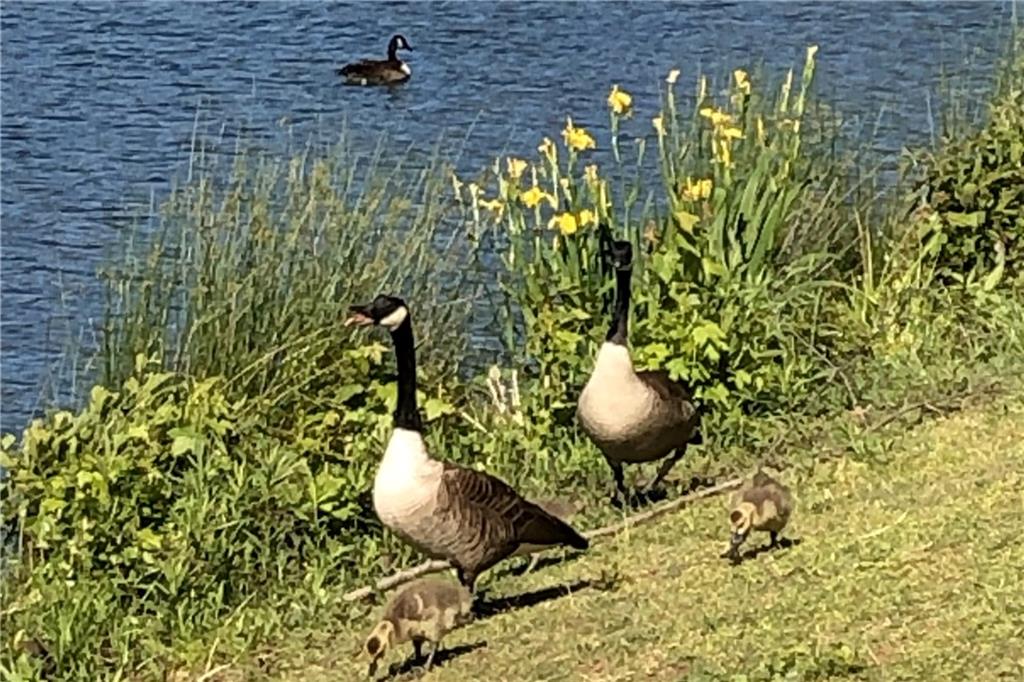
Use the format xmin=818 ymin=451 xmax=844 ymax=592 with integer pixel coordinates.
xmin=582 ymin=477 xmax=744 ymax=541
xmin=343 ymin=559 xmax=452 ymax=602
xmin=341 ymin=478 xmax=743 ymax=603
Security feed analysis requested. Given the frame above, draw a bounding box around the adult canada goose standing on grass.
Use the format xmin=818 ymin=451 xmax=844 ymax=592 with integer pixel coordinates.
xmin=577 ymin=235 xmax=703 ymax=508
xmin=338 ymin=34 xmax=413 ymax=86
xmin=346 ymin=295 xmax=589 ymax=596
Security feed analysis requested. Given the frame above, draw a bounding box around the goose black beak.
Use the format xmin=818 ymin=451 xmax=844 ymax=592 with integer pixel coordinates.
xmin=345 ymin=304 xmax=375 ymax=327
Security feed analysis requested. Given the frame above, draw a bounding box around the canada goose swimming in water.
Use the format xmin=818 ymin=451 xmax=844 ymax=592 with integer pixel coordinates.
xmin=362 ymin=577 xmax=473 ymax=677
xmin=577 ymin=236 xmax=703 ymax=508
xmin=721 ymin=470 xmax=794 ymax=563
xmin=338 ymin=34 xmax=413 ymax=86
xmin=346 ymin=295 xmax=589 ymax=596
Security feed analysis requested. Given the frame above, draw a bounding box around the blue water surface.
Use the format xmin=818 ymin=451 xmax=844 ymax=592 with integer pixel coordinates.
xmin=0 ymin=0 xmax=1011 ymax=433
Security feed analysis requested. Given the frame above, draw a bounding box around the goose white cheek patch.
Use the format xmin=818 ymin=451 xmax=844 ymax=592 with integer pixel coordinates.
xmin=379 ymin=306 xmax=409 ymax=331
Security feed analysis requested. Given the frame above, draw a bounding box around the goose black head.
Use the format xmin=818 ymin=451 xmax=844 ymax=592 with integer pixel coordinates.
xmin=345 ymin=295 xmax=409 ymax=332
xmin=388 ymin=34 xmax=413 ymax=55
xmin=611 ymin=240 xmax=633 ymax=271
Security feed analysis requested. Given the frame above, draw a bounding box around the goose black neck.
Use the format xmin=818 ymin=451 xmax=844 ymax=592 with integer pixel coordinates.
xmin=606 ymin=266 xmax=632 ymax=345
xmin=387 ymin=42 xmax=399 ymax=61
xmin=390 ymin=317 xmax=422 ymax=431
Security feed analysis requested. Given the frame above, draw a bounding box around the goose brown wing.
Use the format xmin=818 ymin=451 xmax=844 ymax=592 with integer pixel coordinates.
xmin=338 ymin=58 xmax=383 ymax=76
xmin=636 ymin=370 xmax=702 ymax=444
xmin=636 ymin=369 xmax=695 ymax=403
xmin=438 ymin=463 xmax=589 ymax=560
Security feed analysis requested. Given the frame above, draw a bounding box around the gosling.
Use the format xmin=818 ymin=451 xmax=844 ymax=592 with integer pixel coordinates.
xmin=722 ymin=470 xmax=793 ymax=563
xmin=362 ymin=577 xmax=473 ymax=677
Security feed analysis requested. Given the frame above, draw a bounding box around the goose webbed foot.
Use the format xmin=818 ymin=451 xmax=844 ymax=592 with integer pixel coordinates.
xmin=610 ymin=488 xmax=648 ymax=509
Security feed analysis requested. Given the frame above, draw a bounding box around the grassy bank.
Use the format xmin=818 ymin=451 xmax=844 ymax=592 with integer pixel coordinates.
xmin=254 ymin=392 xmax=1024 ymax=681
xmin=2 ymin=29 xmax=1023 ymax=681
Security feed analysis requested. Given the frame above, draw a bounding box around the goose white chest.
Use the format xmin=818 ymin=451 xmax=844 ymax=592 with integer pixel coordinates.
xmin=577 ymin=343 xmax=658 ymax=450
xmin=373 ymin=428 xmax=444 ymax=546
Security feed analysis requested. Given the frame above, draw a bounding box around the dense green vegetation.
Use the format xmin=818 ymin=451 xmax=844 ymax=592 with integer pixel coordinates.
xmin=2 ymin=30 xmax=1022 ymax=681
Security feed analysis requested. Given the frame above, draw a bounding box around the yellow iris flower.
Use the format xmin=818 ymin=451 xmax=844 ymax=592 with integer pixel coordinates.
xmin=607 ymin=84 xmax=633 ymax=116
xmin=699 ymin=107 xmax=733 ymax=127
xmin=562 ymin=118 xmax=596 ymax=151
xmin=548 ymin=210 xmax=595 ymax=236
xmin=652 ymin=115 xmax=665 ymax=137
xmin=478 ymin=197 xmax=505 ymax=216
xmin=549 ymin=212 xmax=579 ymax=236
xmin=682 ymin=177 xmax=713 ymax=201
xmin=538 ymin=137 xmax=557 ymax=162
xmin=506 ymin=157 xmax=528 ymax=180
xmin=733 ymin=69 xmax=751 ymax=95
xmin=520 ymin=186 xmax=555 ymax=209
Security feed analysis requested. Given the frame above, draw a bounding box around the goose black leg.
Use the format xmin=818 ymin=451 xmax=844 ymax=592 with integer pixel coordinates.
xmin=455 ymin=567 xmax=478 ymax=593
xmin=769 ymin=531 xmax=779 ymax=549
xmin=606 ymin=457 xmax=630 ymax=508
xmin=412 ymin=639 xmax=424 ymax=662
xmin=641 ymin=446 xmax=687 ymax=497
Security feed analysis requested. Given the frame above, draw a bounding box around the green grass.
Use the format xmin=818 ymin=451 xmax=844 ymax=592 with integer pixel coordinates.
xmin=242 ymin=395 xmax=1024 ymax=682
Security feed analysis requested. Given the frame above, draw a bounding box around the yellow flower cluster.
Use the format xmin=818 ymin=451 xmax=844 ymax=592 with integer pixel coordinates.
xmin=700 ymin=106 xmax=744 ymax=166
xmin=681 ymin=177 xmax=713 ymax=201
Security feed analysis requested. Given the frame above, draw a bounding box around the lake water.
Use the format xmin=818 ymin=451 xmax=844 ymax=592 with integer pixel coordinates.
xmin=0 ymin=1 xmax=1011 ymax=434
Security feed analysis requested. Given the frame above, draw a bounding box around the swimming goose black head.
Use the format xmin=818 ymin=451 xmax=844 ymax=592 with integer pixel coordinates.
xmin=387 ymin=34 xmax=413 ymax=59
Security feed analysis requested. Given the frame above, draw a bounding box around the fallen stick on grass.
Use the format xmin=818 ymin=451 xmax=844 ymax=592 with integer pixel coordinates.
xmin=341 ymin=477 xmax=744 ymax=603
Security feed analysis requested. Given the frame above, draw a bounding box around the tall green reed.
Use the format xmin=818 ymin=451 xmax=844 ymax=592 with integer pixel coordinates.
xmin=100 ymin=132 xmax=484 ymax=421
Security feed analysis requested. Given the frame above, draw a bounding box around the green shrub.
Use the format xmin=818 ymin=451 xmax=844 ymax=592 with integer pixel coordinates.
xmin=912 ymin=31 xmax=1024 ymax=287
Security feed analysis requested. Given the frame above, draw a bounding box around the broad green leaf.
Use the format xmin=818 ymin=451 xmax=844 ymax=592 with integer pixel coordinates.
xmin=423 ymin=397 xmax=456 ymax=422
xmin=944 ymin=210 xmax=985 ymax=229
xmin=674 ymin=210 xmax=700 ymax=233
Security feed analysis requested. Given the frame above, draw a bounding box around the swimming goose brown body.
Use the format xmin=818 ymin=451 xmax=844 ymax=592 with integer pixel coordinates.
xmin=338 ymin=34 xmax=413 ymax=86
xmin=362 ymin=577 xmax=473 ymax=676
xmin=346 ymin=296 xmax=589 ymax=595
xmin=577 ymin=237 xmax=702 ymax=507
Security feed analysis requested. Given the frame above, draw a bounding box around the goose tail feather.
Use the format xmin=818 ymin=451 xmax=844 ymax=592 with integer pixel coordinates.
xmin=519 ymin=503 xmax=589 ymax=551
